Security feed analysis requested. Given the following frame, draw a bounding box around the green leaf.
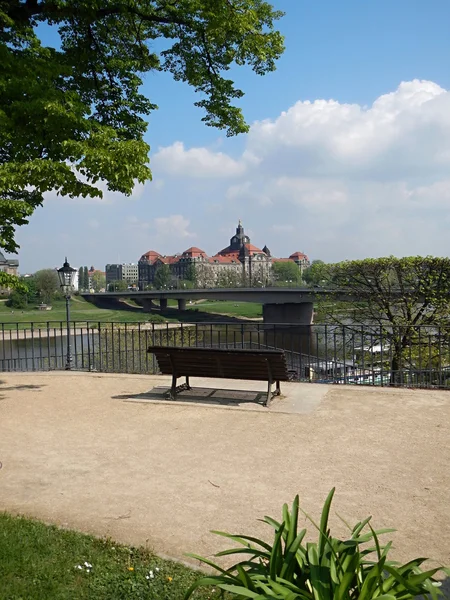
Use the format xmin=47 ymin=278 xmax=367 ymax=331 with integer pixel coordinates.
xmin=212 ymin=530 xmax=273 ymax=552
xmin=269 ymin=522 xmax=285 ymax=580
xmin=217 ymin=583 xmax=264 ymax=597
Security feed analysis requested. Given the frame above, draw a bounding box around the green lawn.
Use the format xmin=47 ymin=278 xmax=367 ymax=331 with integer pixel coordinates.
xmin=0 ymin=297 xmax=173 ymax=327
xmin=187 ymin=300 xmax=262 ymax=319
xmin=0 ymin=297 xmax=263 ymax=325
xmin=0 ymin=512 xmax=220 ymax=600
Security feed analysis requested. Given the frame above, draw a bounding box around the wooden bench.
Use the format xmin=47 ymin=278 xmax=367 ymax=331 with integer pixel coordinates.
xmin=147 ymin=346 xmax=291 ymax=406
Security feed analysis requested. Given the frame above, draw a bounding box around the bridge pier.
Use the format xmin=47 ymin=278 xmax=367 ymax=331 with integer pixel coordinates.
xmin=141 ymin=299 xmax=154 ymax=312
xmin=262 ymin=303 xmax=314 ymax=325
xmin=160 ymin=298 xmax=168 ymax=311
xmin=177 ymin=299 xmax=187 ymax=311
xmin=263 ymin=302 xmax=314 ymax=356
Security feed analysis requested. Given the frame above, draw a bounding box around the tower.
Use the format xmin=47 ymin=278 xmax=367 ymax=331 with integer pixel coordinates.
xmin=229 ymin=220 xmax=250 ymax=251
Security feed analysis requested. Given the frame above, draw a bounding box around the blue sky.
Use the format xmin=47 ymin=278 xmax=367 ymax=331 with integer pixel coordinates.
xmin=16 ymin=0 xmax=450 ymax=272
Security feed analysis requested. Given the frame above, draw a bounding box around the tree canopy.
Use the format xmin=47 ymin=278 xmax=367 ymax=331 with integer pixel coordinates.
xmin=33 ymin=268 xmax=60 ymax=303
xmin=272 ymin=261 xmax=301 ymax=285
xmin=0 ymin=0 xmax=284 ymax=254
xmin=107 ymin=279 xmax=128 ymax=291
xmin=91 ymin=270 xmax=106 ymax=292
xmin=154 ymin=263 xmax=171 ymax=289
xmin=302 ymin=259 xmax=326 ymax=286
xmin=316 ymin=256 xmax=450 ymax=383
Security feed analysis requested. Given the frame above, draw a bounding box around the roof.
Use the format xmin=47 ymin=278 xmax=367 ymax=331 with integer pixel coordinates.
xmin=289 ymin=251 xmax=309 ymax=260
xmin=156 ymin=256 xmax=179 ymax=265
xmin=208 ymin=255 xmax=240 ymax=264
xmin=244 ymin=243 xmax=264 ymax=254
xmin=182 ymin=247 xmax=207 ymax=257
xmin=140 ymin=250 xmax=162 ymax=263
xmin=217 ymin=243 xmax=264 ymax=256
xmin=183 ymin=246 xmax=206 ymax=254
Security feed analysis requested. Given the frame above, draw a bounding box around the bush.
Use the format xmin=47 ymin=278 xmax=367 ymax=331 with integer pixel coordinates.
xmin=147 ymin=314 xmax=166 ymax=323
xmin=185 ymin=489 xmax=449 ymax=600
xmin=6 ymin=290 xmax=27 ymax=309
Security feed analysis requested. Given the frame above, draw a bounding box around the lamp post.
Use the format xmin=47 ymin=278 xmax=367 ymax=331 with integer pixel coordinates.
xmin=57 ymin=257 xmax=77 ymax=370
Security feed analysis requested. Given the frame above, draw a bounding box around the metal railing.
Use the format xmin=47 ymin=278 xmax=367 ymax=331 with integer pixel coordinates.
xmin=1 ymin=321 xmax=450 ymax=389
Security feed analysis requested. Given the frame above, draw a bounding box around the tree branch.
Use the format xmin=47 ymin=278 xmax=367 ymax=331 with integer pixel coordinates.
xmin=8 ymin=1 xmax=191 ymax=28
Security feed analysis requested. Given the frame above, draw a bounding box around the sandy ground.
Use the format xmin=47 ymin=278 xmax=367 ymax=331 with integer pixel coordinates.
xmin=0 ymin=372 xmax=449 ymax=575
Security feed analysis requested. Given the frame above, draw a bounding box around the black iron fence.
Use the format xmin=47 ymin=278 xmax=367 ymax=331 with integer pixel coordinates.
xmin=1 ymin=321 xmax=450 ymax=389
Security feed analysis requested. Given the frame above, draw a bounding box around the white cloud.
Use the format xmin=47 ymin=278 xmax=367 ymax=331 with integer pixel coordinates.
xmin=126 ymin=214 xmax=195 ymax=239
xmin=152 ymin=141 xmax=245 ymax=178
xmin=18 ymin=80 xmax=450 ymax=271
xmin=226 ymin=181 xmax=272 ymax=206
xmin=164 ymin=79 xmax=450 ymax=260
xmin=153 ymin=215 xmax=195 ymax=239
xmin=247 ymin=80 xmax=449 ymax=179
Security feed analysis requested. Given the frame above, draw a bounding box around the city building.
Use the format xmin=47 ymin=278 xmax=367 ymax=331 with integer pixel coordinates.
xmin=105 ymin=263 xmax=139 ymax=286
xmin=0 ymin=251 xmax=19 ymax=293
xmin=138 ymin=221 xmax=310 ymax=289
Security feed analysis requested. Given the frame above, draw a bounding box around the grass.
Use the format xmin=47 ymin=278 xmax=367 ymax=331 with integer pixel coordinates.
xmin=0 ymin=297 xmax=176 ymax=328
xmin=0 ymin=297 xmax=263 ymax=326
xmin=187 ymin=300 xmax=262 ymax=319
xmin=0 ymin=512 xmax=220 ymax=600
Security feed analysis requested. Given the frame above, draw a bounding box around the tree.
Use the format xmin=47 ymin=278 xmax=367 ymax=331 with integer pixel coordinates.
xmin=154 ymin=264 xmax=171 ymax=289
xmin=216 ymin=269 xmax=243 ymax=288
xmin=302 ymin=260 xmax=327 ymax=286
xmin=78 ymin=267 xmax=84 ymax=291
xmin=271 ymin=262 xmax=301 ymax=286
xmin=185 ymin=263 xmax=197 ymax=286
xmin=91 ymin=271 xmax=106 ymax=292
xmin=83 ymin=266 xmax=89 ymax=291
xmin=0 ymin=2 xmax=284 ymax=254
xmin=34 ymin=268 xmax=60 ymax=303
xmin=22 ymin=276 xmax=38 ymax=303
xmin=316 ymin=256 xmax=450 ymax=384
xmin=108 ymin=279 xmax=128 ymax=291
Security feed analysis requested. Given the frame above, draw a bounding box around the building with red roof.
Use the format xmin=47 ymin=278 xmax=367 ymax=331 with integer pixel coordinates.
xmin=137 ymin=221 xmax=310 ymax=288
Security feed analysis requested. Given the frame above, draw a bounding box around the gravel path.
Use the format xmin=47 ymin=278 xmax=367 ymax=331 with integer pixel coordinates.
xmin=0 ymin=372 xmax=449 ymax=572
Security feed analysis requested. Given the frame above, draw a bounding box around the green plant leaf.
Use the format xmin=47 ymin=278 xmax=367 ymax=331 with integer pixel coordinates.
xmin=212 ymin=530 xmax=273 ymax=552
xmin=269 ymin=523 xmax=285 ymax=580
xmin=237 ymin=563 xmax=257 ymax=591
xmin=184 ymin=575 xmax=237 ymax=600
xmin=216 ymin=547 xmax=269 ymax=559
xmin=280 ymin=530 xmax=307 ymax=580
xmin=286 ymin=496 xmax=300 ymax=550
xmin=355 ymin=529 xmax=396 ymax=543
xmin=319 ymin=488 xmax=335 ymax=558
xmin=184 ymin=552 xmax=238 ymax=578
xmin=217 ymin=583 xmax=265 ymax=597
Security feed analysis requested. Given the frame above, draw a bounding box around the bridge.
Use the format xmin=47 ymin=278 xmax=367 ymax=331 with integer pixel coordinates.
xmin=81 ymin=287 xmax=351 ymax=325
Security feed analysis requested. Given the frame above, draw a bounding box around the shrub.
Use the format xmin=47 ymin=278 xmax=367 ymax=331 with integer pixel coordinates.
xmin=147 ymin=314 xmax=166 ymax=324
xmin=6 ymin=290 xmax=27 ymax=309
xmin=185 ymin=488 xmax=449 ymax=600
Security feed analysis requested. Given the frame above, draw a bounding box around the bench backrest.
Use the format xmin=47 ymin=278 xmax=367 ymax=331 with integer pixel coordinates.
xmin=147 ymin=346 xmax=289 ymax=382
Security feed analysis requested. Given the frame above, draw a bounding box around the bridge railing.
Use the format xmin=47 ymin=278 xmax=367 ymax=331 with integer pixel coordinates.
xmin=1 ymin=321 xmax=450 ymax=389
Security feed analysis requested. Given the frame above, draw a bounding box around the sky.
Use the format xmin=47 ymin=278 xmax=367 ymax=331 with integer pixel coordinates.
xmin=14 ymin=0 xmax=450 ymax=272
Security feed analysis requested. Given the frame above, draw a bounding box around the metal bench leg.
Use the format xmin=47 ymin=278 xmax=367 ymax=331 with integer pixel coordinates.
xmin=275 ymin=380 xmax=281 ymax=396
xmin=185 ymin=376 xmax=192 ymax=390
xmin=265 ymin=377 xmax=273 ymax=407
xmin=169 ymin=373 xmax=177 ymax=400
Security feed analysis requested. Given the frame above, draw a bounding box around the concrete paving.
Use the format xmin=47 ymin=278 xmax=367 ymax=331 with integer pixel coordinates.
xmin=0 ymin=372 xmax=449 ymax=572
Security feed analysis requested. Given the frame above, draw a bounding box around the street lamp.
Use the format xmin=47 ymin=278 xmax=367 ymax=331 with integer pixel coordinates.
xmin=57 ymin=257 xmax=77 ymax=370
